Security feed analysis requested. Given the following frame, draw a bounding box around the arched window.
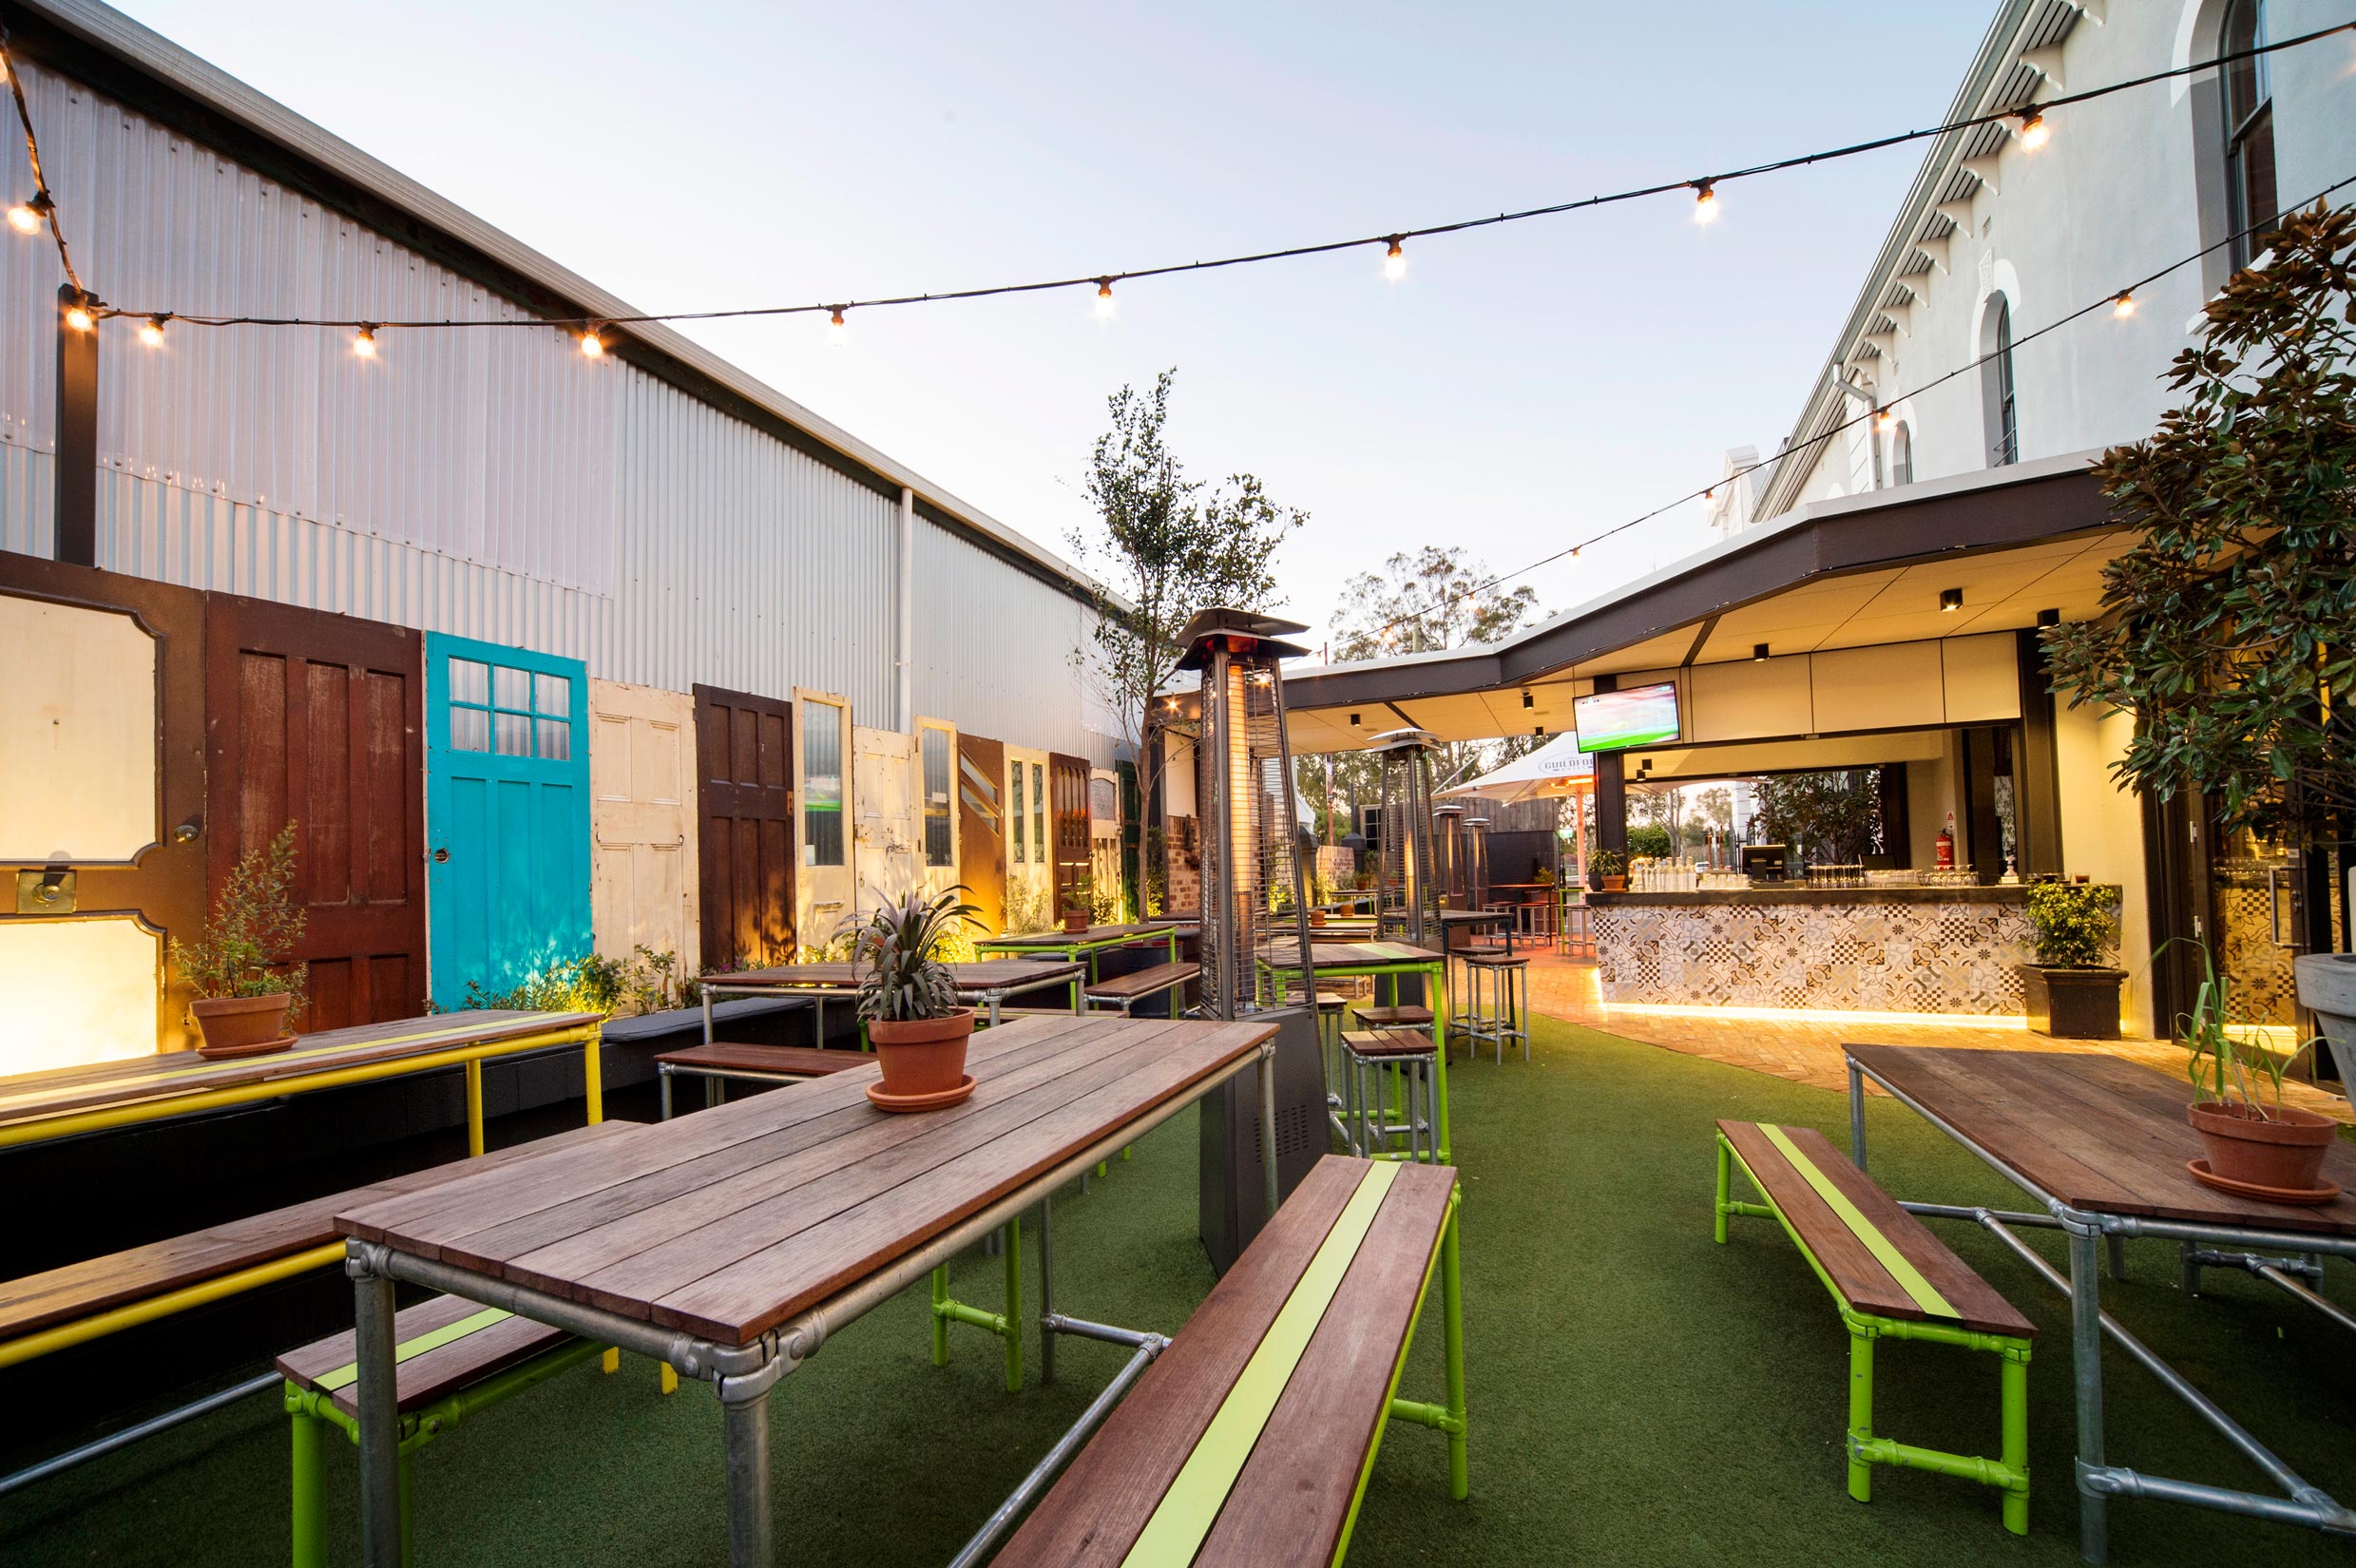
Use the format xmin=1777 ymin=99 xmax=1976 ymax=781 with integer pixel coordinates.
xmin=1890 ymin=419 xmax=1913 ymax=486
xmin=2221 ymin=0 xmax=2278 ymax=270
xmin=1982 ymin=296 xmax=2018 ymax=467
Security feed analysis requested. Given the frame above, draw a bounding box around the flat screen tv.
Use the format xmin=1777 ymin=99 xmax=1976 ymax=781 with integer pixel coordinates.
xmin=1573 ymin=681 xmax=1681 ymax=752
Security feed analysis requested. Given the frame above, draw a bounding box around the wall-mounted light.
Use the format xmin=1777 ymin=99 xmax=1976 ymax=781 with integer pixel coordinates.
xmin=1349 ymin=712 xmax=1361 ymax=726
xmin=1939 ymin=587 xmax=1963 ymax=612
xmin=1753 ymin=642 xmax=1770 ymax=661
xmin=1533 ymin=724 xmax=1544 ymax=737
xmin=1521 ymin=691 xmax=1533 ymax=709
xmin=2037 ymin=608 xmax=2060 ymax=628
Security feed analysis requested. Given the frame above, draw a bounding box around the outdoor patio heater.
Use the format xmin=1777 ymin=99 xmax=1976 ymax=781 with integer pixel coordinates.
xmin=1368 ymin=728 xmax=1442 ymax=945
xmin=1465 ymin=815 xmax=1492 ymax=912
xmin=1174 ymin=607 xmax=1326 ymax=1272
xmin=1432 ymin=803 xmax=1467 ymax=908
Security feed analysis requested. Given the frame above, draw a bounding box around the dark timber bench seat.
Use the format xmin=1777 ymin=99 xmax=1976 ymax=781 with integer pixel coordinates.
xmin=277 ymin=1293 xmax=649 ymax=1566
xmin=991 ymin=1154 xmax=1466 ymax=1567
xmin=1714 ymin=1119 xmax=2036 ymax=1535
xmin=1082 ymin=960 xmax=1198 ymax=1016
xmin=0 ymin=1121 xmax=635 ymax=1372
xmin=654 ymin=1042 xmax=863 ymax=1119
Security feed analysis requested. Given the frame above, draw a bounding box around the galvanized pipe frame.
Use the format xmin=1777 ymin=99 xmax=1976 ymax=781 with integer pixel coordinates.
xmin=347 ymin=1038 xmax=1276 ymax=1568
xmin=1847 ymin=1053 xmax=2356 ymax=1561
xmin=700 ymin=966 xmax=1082 ymax=1036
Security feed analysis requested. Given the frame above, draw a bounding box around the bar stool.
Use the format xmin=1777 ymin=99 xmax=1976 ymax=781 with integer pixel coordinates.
xmin=1315 ymin=990 xmax=1350 ymax=1147
xmin=1559 ymin=897 xmax=1595 ymax=960
xmin=1463 ymin=953 xmax=1530 ymax=1063
xmin=1341 ymin=1029 xmax=1438 ymax=1161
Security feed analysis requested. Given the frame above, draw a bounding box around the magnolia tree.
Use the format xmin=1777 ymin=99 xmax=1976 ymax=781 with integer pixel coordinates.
xmin=2042 ymin=201 xmax=2356 ymax=841
xmin=1067 ymin=370 xmax=1304 ymax=908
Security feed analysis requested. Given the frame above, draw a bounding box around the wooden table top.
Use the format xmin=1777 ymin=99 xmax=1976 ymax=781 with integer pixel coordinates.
xmin=1436 ymin=909 xmax=1510 ymax=924
xmin=0 ymin=1010 xmax=603 ymax=1128
xmin=977 ymin=924 xmax=1173 ymax=947
xmin=701 ymin=959 xmax=1082 ymax=992
xmin=336 ymin=1014 xmax=1278 ymax=1345
xmin=1260 ymin=941 xmax=1444 ymax=969
xmin=1849 ymin=1044 xmax=2356 ymax=1237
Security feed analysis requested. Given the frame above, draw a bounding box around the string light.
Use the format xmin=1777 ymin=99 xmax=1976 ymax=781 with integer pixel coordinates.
xmin=353 ymin=324 xmax=377 ymax=357
xmin=1383 ymin=237 xmax=1406 ymax=281
xmin=2016 ymin=109 xmax=2049 ymax=150
xmin=62 ymin=299 xmax=93 ymax=332
xmin=827 ymin=307 xmax=848 ymax=347
xmin=2112 ymin=290 xmax=2136 ymax=318
xmin=6 ymin=190 xmax=48 ymax=234
xmin=1874 ymin=407 xmax=1894 ymax=432
xmin=138 ymin=314 xmax=167 ymax=347
xmin=1692 ymin=181 xmax=1719 ymax=224
xmin=1094 ymin=278 xmax=1115 ymax=319
xmin=579 ymin=326 xmax=604 ymax=357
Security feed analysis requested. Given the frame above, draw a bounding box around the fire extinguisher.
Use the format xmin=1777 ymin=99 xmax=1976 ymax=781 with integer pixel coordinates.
xmin=1936 ymin=812 xmax=1956 ymax=870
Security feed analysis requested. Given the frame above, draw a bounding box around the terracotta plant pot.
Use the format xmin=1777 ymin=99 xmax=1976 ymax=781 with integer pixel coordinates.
xmin=190 ymin=992 xmax=295 ymax=1058
xmin=2187 ymin=1100 xmax=2339 ymax=1194
xmin=1600 ymin=876 xmax=1625 ymax=892
xmin=868 ymin=1009 xmax=976 ymax=1097
xmin=1061 ymin=910 xmax=1089 ymax=933
xmin=1310 ymin=910 xmax=1328 ymax=927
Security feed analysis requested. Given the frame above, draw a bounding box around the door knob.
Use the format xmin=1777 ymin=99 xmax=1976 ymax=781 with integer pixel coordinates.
xmin=432 ymin=848 xmax=450 ymax=864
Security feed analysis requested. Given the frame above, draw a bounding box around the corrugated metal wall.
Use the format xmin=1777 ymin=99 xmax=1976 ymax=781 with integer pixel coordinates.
xmin=0 ymin=58 xmax=1114 ymax=758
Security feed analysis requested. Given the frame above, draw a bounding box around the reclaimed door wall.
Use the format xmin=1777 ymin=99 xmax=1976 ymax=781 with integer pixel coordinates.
xmin=591 ymin=679 xmax=699 ymax=972
xmin=795 ymin=690 xmax=853 ymax=953
xmin=852 ymin=725 xmax=922 ymax=918
xmin=915 ymin=720 xmax=961 ymax=902
xmin=1002 ymin=744 xmax=1051 ymax=933
xmin=694 ymin=683 xmax=795 ymax=969
xmin=956 ymin=733 xmax=1007 ymax=934
xmin=0 ymin=555 xmax=206 ymax=1066
xmin=425 ymin=633 xmax=591 ymax=1007
xmin=206 ymin=595 xmax=427 ymax=1032
xmin=1050 ymin=752 xmax=1092 ymax=921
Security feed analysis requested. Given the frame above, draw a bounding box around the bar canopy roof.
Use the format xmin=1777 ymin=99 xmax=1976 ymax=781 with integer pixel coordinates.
xmin=1283 ymin=451 xmax=2131 ymax=752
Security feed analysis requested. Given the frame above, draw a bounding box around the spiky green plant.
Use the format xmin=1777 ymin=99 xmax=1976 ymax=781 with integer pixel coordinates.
xmin=846 ymin=887 xmax=981 ymax=1023
xmin=2170 ymin=938 xmax=2315 ymax=1121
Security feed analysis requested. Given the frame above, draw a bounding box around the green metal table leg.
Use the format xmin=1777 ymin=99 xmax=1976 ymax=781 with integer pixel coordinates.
xmin=2001 ymin=1349 xmax=2031 ymax=1537
xmin=1441 ymin=1198 xmax=1468 ymax=1500
xmin=1714 ymin=1136 xmax=1733 ymax=1244
xmin=930 ymin=1265 xmax=950 ymax=1367
xmin=1429 ymin=964 xmax=1451 ymax=1163
xmin=1003 ymin=1214 xmax=1024 ymax=1394
xmin=1848 ymin=1323 xmax=1875 ymax=1504
xmin=290 ymin=1399 xmax=327 ymax=1568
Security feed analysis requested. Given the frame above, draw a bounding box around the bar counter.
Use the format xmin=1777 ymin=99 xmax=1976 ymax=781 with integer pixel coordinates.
xmin=1586 ymin=884 xmax=2034 ymax=1016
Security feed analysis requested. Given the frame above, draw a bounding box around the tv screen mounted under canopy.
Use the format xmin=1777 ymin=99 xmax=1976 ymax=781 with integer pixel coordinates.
xmin=1573 ymin=682 xmax=1681 ymax=752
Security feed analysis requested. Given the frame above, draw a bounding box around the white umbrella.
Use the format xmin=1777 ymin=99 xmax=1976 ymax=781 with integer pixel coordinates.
xmin=1437 ymin=732 xmax=1595 ymax=804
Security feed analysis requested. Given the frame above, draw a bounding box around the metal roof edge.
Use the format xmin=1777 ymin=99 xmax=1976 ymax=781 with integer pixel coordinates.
xmin=14 ymin=0 xmax=1121 ymax=609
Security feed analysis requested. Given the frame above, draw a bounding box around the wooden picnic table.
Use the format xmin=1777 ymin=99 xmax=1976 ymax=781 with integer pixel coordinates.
xmin=335 ymin=1013 xmax=1283 ymax=1567
xmin=699 ymin=958 xmax=1085 ymax=1030
xmin=974 ymin=923 xmax=1181 ymax=980
xmin=1259 ymin=941 xmax=1452 ymax=1163
xmin=1845 ymin=1044 xmax=2356 ymax=1560
xmin=0 ymin=1010 xmax=604 ymax=1156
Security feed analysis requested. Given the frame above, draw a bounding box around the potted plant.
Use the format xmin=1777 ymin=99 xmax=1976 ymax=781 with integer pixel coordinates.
xmin=849 ymin=887 xmax=983 ymax=1110
xmin=2042 ymin=203 xmax=2356 ymax=1089
xmin=1592 ymin=851 xmax=1626 ymax=893
xmin=2021 ymin=883 xmax=2127 ymax=1040
xmin=2176 ymin=942 xmax=2336 ymax=1199
xmin=171 ymin=822 xmax=307 ymax=1059
xmin=1058 ymin=877 xmax=1093 ymax=934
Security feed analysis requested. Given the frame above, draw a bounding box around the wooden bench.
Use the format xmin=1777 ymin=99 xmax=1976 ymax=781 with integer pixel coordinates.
xmin=1350 ymin=1004 xmax=1433 ymax=1029
xmin=1714 ymin=1119 xmax=2035 ymax=1535
xmin=0 ymin=1121 xmax=635 ymax=1372
xmin=1082 ymin=960 xmax=1199 ymax=1017
xmin=652 ymin=1042 xmax=862 ymax=1119
xmin=991 ymin=1155 xmax=1466 ymax=1567
xmin=278 ymin=1293 xmax=647 ymax=1566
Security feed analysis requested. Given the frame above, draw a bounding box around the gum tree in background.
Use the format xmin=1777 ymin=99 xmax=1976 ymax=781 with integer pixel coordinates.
xmin=1068 ymin=369 xmax=1305 ymax=910
xmin=2042 ymin=201 xmax=2356 ymax=843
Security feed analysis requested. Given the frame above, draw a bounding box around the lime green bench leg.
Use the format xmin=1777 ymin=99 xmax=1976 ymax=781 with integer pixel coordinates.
xmin=928 ymin=1222 xmax=1025 ymax=1392
xmin=290 ymin=1398 xmax=327 ymax=1568
xmin=1847 ymin=1322 xmax=1875 ymax=1505
xmin=1004 ymin=1214 xmax=1025 ymax=1394
xmin=2002 ymin=1349 xmax=2031 ymax=1536
xmin=1440 ymin=1199 xmax=1469 ymax=1501
xmin=930 ymin=1265 xmax=951 ymax=1367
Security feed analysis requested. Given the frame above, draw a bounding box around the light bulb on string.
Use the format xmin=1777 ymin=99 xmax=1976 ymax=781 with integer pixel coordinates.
xmin=1692 ymin=181 xmax=1719 ymax=224
xmin=579 ymin=327 xmax=605 ymax=358
xmin=138 ymin=315 xmax=168 ymax=348
xmin=353 ymin=325 xmax=378 ymax=358
xmin=827 ymin=308 xmax=848 ymax=348
xmin=2016 ymin=109 xmax=2049 ymax=150
xmin=1873 ymin=408 xmax=1894 ymax=432
xmin=1382 ymin=237 xmax=1407 ymax=281
xmin=1094 ymin=278 xmax=1116 ymax=319
xmin=2112 ymin=291 xmax=2136 ymax=318
xmin=63 ymin=301 xmax=94 ymax=333
xmin=7 ymin=191 xmax=51 ymax=235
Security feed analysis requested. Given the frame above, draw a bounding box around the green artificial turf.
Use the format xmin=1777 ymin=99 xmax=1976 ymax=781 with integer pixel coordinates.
xmin=7 ymin=1020 xmax=2352 ymax=1566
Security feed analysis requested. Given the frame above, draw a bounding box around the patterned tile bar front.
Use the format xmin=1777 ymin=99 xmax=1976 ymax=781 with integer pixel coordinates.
xmin=1590 ymin=889 xmax=2036 ymax=1016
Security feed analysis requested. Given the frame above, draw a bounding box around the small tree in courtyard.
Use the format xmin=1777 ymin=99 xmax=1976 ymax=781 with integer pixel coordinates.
xmin=2042 ymin=201 xmax=2356 ymax=842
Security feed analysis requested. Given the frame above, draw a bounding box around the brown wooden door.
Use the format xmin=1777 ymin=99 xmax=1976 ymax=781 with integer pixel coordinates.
xmin=206 ymin=595 xmax=428 ymax=1031
xmin=694 ymin=683 xmax=795 ymax=968
xmin=956 ymin=733 xmax=1007 ymax=933
xmin=1049 ymin=752 xmax=1092 ymax=918
xmin=0 ymin=554 xmax=209 ymax=1061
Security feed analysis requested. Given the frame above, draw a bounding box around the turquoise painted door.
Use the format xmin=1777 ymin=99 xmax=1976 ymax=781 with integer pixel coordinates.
xmin=425 ymin=633 xmax=591 ymax=1008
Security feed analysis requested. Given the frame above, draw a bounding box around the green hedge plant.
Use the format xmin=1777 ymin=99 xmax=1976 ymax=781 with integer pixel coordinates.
xmin=2026 ymin=883 xmax=2118 ymax=968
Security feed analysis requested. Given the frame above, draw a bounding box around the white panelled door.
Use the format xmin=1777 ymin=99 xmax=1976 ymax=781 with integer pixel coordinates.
xmin=852 ymin=725 xmax=922 ymax=918
xmin=589 ymin=679 xmax=699 ymax=971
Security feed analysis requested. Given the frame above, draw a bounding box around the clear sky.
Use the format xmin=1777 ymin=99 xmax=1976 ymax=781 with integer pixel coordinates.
xmin=114 ymin=0 xmax=1993 ymax=653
